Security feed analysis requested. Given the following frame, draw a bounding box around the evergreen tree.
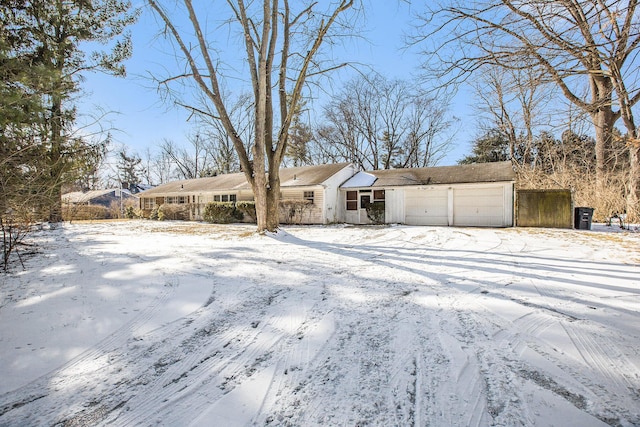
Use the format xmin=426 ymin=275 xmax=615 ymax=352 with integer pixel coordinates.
xmin=459 ymin=129 xmax=511 ymax=164
xmin=117 ymin=149 xmax=144 ymax=193
xmin=2 ymin=0 xmax=138 ymax=221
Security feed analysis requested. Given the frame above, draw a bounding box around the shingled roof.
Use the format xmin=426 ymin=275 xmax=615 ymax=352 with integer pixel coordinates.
xmin=139 ymin=163 xmax=352 ymax=196
xmin=62 ymin=188 xmax=136 ymax=204
xmin=342 ymin=161 xmax=515 ymax=188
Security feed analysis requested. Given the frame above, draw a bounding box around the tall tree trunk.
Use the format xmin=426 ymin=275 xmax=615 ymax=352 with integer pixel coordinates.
xmin=629 ymin=144 xmax=640 ymax=220
xmin=48 ymin=95 xmax=64 ymax=223
xmin=590 ymin=107 xmax=615 ymax=192
xmin=253 ymin=169 xmax=268 ymax=232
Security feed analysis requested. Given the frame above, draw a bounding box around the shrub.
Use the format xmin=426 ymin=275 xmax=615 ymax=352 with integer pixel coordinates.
xmin=157 ymin=204 xmax=190 ymax=221
xmin=279 ymin=199 xmax=312 ymax=224
xmin=157 ymin=204 xmax=166 ymax=221
xmin=124 ymin=206 xmax=139 ymax=219
xmin=149 ymin=205 xmax=160 ymax=220
xmin=366 ymin=201 xmax=385 ymax=224
xmin=203 ymin=202 xmax=243 ymax=223
xmin=62 ymin=204 xmax=110 ymax=221
xmin=236 ymin=201 xmax=257 ymax=223
xmin=516 ymin=167 xmax=632 ymax=222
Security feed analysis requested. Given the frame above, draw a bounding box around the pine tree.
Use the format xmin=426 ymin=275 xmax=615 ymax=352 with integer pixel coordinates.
xmin=2 ymin=0 xmax=138 ymax=221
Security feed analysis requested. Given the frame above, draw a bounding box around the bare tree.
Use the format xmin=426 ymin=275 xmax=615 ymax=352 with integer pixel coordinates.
xmin=197 ymin=94 xmax=254 ymax=175
xmin=312 ymin=74 xmax=453 ymax=169
xmin=471 ymin=65 xmax=556 ymax=165
xmin=148 ymin=0 xmax=356 ymax=232
xmin=159 ymin=133 xmax=213 ymax=180
xmin=415 ymin=0 xmax=640 ymax=216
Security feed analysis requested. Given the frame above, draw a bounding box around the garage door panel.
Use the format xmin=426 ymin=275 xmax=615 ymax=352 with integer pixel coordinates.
xmin=453 ymin=187 xmax=505 ymax=226
xmin=405 ymin=189 xmax=448 ymax=225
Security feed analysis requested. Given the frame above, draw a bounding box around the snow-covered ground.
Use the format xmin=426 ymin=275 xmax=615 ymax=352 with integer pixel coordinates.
xmin=0 ymin=220 xmax=639 ymax=426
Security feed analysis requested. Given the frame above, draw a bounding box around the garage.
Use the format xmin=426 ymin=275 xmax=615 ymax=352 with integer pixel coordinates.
xmin=340 ymin=161 xmax=516 ymax=227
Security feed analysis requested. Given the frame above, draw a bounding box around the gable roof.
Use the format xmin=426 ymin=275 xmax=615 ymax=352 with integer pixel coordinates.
xmin=139 ymin=163 xmax=352 ymax=196
xmin=342 ymin=161 xmax=516 ymax=188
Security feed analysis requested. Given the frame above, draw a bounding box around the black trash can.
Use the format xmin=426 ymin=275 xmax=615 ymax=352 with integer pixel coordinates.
xmin=574 ymin=207 xmax=594 ymax=230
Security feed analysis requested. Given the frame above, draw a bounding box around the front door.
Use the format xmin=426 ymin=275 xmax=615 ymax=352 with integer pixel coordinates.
xmin=359 ymin=194 xmax=371 ymax=223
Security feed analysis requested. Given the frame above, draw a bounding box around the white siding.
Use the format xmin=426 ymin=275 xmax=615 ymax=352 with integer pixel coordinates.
xmin=351 ymin=183 xmax=514 ymax=227
xmin=404 ymin=188 xmax=449 ymax=226
xmin=384 ymin=189 xmax=404 ymax=223
xmin=324 ymin=164 xmax=357 ymax=223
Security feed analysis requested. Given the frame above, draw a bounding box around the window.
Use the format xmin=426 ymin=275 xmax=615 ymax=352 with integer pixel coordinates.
xmin=373 ymin=190 xmax=385 ymax=201
xmin=165 ymin=196 xmax=186 ymax=204
xmin=360 ymin=194 xmax=371 ymax=209
xmin=214 ymin=194 xmax=236 ymax=203
xmin=346 ymin=191 xmax=358 ymax=211
xmin=303 ymin=191 xmax=314 ymax=204
xmin=143 ymin=198 xmax=155 ymax=209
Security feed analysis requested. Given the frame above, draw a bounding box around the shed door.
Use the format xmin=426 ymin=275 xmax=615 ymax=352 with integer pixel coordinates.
xmin=453 ymin=186 xmax=505 ymax=226
xmin=405 ymin=188 xmax=448 ymax=225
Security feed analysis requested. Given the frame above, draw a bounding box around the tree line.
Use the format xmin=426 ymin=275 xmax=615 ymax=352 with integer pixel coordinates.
xmin=97 ymin=73 xmax=456 ymax=191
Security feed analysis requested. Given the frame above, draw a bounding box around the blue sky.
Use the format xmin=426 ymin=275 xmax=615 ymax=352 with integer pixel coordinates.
xmin=77 ymin=1 xmax=474 ymax=167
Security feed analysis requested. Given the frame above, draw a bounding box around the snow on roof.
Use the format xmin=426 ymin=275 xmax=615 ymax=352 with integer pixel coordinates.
xmin=340 ymin=171 xmax=378 ymax=188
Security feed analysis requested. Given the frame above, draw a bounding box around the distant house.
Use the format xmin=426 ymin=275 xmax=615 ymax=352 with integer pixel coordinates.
xmin=62 ymin=188 xmax=137 ymax=207
xmin=138 ymin=163 xmax=357 ymax=224
xmin=339 ymin=161 xmax=516 ymax=227
xmin=62 ymin=188 xmax=138 ymax=220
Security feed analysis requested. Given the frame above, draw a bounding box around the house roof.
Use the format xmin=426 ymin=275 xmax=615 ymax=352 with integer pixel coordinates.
xmin=62 ymin=188 xmax=135 ymax=204
xmin=139 ymin=163 xmax=352 ymax=196
xmin=342 ymin=161 xmax=516 ymax=188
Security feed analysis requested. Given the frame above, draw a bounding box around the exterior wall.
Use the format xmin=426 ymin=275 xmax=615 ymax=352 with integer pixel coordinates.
xmin=140 ymin=190 xmax=253 ymax=220
xmin=383 ymin=188 xmax=404 ymax=223
xmin=321 ymin=164 xmax=357 ymax=223
xmin=340 ymin=187 xmax=387 ymax=224
xmin=340 ymin=182 xmax=515 ymax=227
xmin=141 ymin=185 xmax=330 ymax=225
xmin=280 ymin=187 xmax=324 ymax=224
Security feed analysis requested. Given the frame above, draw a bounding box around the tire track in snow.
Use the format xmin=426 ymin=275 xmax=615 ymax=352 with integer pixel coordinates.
xmin=556 ymin=322 xmax=640 ymax=424
xmin=99 ymin=284 xmax=303 ymax=426
xmin=0 ymin=280 xmax=177 ymax=424
xmin=258 ymin=281 xmax=455 ymax=426
xmin=461 ymin=287 xmax=640 ymax=426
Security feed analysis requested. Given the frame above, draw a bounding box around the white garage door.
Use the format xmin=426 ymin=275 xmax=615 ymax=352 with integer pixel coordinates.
xmin=453 ymin=187 xmax=505 ymax=226
xmin=405 ymin=188 xmax=448 ymax=225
